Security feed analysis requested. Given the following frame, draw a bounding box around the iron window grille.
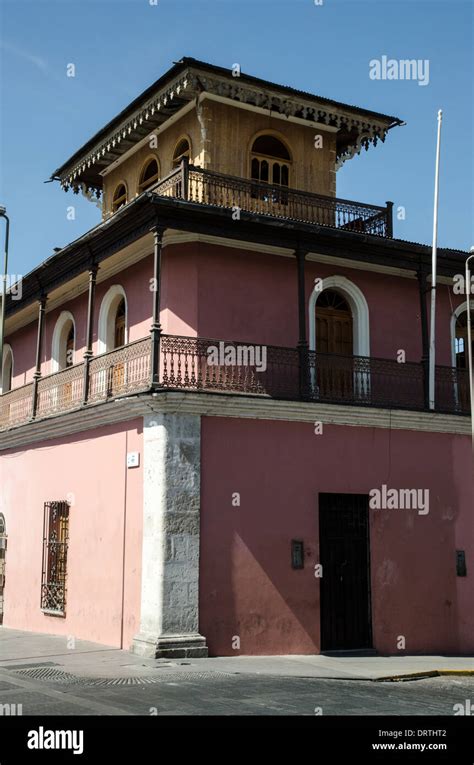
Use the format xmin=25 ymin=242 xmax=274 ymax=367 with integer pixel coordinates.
xmin=41 ymin=500 xmax=70 ymax=616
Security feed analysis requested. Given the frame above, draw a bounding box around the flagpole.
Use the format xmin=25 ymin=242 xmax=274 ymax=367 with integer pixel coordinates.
xmin=429 ymin=109 xmax=443 ymax=410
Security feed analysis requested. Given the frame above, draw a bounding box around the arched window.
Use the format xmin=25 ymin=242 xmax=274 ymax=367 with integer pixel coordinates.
xmin=0 ymin=514 xmax=5 ymax=535
xmin=138 ymin=158 xmax=159 ymax=192
xmin=112 ymin=183 xmax=127 ymax=212
xmin=172 ymin=138 xmax=191 ymax=168
xmin=250 ymin=134 xmax=291 ymax=187
xmin=51 ymin=312 xmax=75 ymax=373
xmin=1 ymin=344 xmax=13 ymax=394
xmin=98 ymin=286 xmax=128 ymax=354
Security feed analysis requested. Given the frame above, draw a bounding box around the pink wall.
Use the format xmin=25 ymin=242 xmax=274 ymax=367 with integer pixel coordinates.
xmin=0 ymin=419 xmax=143 ymax=648
xmin=161 ymin=245 xmax=198 ymax=336
xmin=200 ymin=416 xmax=473 ymax=656
xmin=6 ymin=256 xmax=154 ymax=388
xmin=166 ymin=243 xmax=465 ymax=365
xmin=5 ymin=242 xmax=467 ymax=391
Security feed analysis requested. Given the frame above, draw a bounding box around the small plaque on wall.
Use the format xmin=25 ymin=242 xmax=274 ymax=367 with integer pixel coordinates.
xmin=291 ymin=540 xmax=304 ymax=569
xmin=456 ymin=550 xmax=467 ymax=577
xmin=126 ymin=452 xmax=140 ymax=468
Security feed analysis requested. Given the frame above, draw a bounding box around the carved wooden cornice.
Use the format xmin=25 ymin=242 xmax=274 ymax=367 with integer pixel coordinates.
xmin=194 ymin=71 xmax=394 ymax=168
xmin=58 ymin=71 xmax=194 ymax=193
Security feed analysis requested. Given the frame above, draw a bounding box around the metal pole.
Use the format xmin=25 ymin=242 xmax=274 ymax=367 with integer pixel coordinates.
xmin=31 ymin=296 xmax=47 ymax=419
xmin=150 ymin=225 xmax=164 ymax=386
xmin=296 ymin=248 xmax=309 ymax=399
xmin=465 ymin=252 xmax=474 ymax=449
xmin=0 ymin=213 xmax=10 ymax=390
xmin=417 ymin=266 xmax=430 ymax=409
xmin=429 ymin=110 xmax=443 ymax=410
xmin=83 ymin=262 xmax=99 ymax=404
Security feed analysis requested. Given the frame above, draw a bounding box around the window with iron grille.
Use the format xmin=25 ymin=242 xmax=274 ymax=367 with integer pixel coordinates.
xmin=41 ymin=501 xmax=70 ymax=615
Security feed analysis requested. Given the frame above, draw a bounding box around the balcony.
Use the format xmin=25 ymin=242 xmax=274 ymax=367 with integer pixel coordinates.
xmin=151 ymin=162 xmax=393 ymax=238
xmin=0 ymin=335 xmax=469 ymax=433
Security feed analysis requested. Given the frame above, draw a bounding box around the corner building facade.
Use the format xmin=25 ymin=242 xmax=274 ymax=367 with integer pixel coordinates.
xmin=0 ymin=58 xmax=472 ymax=657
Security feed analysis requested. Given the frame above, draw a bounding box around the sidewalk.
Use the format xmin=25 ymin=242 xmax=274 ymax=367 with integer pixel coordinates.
xmin=1 ymin=627 xmax=473 ymax=682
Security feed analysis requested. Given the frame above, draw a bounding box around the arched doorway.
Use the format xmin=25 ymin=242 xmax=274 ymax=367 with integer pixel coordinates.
xmin=97 ymin=286 xmax=128 ymax=398
xmin=108 ymin=297 xmax=126 ymax=393
xmin=114 ymin=297 xmax=126 ymax=350
xmin=1 ymin=345 xmax=13 ymax=394
xmin=0 ymin=514 xmax=6 ymax=625
xmin=315 ymin=289 xmax=354 ymax=400
xmin=454 ymin=307 xmax=473 ymax=410
xmin=309 ymin=276 xmax=370 ymax=403
xmin=454 ymin=310 xmax=473 ymax=370
xmin=315 ymin=290 xmax=354 ymax=356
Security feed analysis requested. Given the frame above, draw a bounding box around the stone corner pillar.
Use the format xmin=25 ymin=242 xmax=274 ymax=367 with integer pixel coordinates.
xmin=130 ymin=412 xmax=208 ymax=659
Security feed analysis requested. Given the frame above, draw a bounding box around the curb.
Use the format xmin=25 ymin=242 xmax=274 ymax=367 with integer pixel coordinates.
xmin=375 ymin=670 xmax=474 ymax=682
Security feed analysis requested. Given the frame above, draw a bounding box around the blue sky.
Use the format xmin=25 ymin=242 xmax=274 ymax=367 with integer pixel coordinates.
xmin=0 ymin=0 xmax=473 ymax=279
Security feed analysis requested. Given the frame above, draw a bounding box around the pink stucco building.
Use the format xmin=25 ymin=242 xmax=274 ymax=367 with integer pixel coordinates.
xmin=0 ymin=58 xmax=472 ymax=657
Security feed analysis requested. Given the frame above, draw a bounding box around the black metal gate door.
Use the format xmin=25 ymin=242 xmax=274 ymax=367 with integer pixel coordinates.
xmin=319 ymin=493 xmax=372 ymax=651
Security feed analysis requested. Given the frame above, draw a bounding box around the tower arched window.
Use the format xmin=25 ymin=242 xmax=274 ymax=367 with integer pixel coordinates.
xmin=138 ymin=158 xmax=159 ymax=192
xmin=172 ymin=138 xmax=190 ymax=168
xmin=112 ymin=183 xmax=127 ymax=212
xmin=250 ymin=134 xmax=291 ymax=187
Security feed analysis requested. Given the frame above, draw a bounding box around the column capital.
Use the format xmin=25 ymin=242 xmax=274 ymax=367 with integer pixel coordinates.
xmin=294 ymin=247 xmax=308 ymax=261
xmin=150 ymin=222 xmax=166 ymax=238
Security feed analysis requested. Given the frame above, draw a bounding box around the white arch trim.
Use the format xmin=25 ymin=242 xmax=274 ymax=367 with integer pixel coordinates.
xmin=450 ymin=300 xmax=474 ymax=368
xmin=1 ymin=343 xmax=13 ymax=394
xmin=51 ymin=311 xmax=76 ymax=374
xmin=98 ymin=285 xmax=128 ymax=355
xmin=309 ymin=275 xmax=370 ymax=357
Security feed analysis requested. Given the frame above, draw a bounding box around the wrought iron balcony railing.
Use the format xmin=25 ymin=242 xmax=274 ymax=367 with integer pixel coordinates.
xmin=160 ymin=335 xmax=469 ymax=414
xmin=0 ymin=335 xmax=469 ymax=434
xmin=151 ymin=161 xmax=393 ymax=238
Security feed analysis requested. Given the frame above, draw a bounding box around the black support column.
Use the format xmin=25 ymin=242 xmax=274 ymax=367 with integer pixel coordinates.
xmin=296 ymin=247 xmax=310 ymax=399
xmin=82 ymin=262 xmax=99 ymax=404
xmin=150 ymin=225 xmax=165 ymax=387
xmin=31 ymin=295 xmax=47 ymax=419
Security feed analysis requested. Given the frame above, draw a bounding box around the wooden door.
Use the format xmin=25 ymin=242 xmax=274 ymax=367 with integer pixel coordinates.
xmin=455 ymin=311 xmax=473 ymax=410
xmin=319 ymin=494 xmax=372 ymax=651
xmin=110 ymin=299 xmax=126 ymax=394
xmin=62 ymin=325 xmax=74 ymax=405
xmin=315 ymin=290 xmax=353 ymax=399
